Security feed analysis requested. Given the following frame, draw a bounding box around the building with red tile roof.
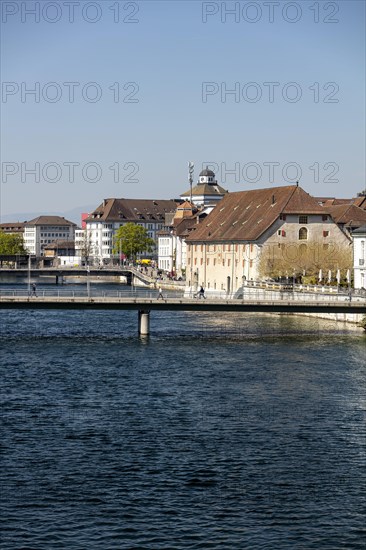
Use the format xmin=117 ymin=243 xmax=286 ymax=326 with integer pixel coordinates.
xmin=185 ymin=184 xmax=352 ymax=294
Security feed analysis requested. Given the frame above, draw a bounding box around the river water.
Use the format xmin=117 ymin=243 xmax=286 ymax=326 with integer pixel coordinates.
xmin=1 ymin=284 xmax=365 ymax=549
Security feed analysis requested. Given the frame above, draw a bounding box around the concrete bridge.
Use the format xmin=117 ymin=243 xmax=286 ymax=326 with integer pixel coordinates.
xmin=0 ymin=266 xmax=155 ymax=286
xmin=0 ymin=290 xmax=364 ymax=336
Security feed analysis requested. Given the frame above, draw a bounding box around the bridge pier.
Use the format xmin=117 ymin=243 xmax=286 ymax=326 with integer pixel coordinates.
xmin=138 ymin=310 xmax=150 ymax=336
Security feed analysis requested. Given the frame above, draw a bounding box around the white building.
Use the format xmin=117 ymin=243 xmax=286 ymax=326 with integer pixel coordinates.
xmin=353 ymin=225 xmax=366 ymax=289
xmin=23 ymin=216 xmax=76 ymax=256
xmin=76 ymin=198 xmax=178 ymax=263
xmin=158 ymin=229 xmax=174 ymax=272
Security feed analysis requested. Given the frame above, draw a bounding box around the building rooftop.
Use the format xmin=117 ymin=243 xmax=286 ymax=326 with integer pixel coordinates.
xmin=199 ymin=168 xmax=216 ymax=178
xmin=86 ymin=198 xmax=178 ymax=223
xmin=25 ymin=216 xmax=76 ymax=227
xmin=180 ymin=183 xmax=228 ymax=198
xmin=325 ymin=204 xmax=366 ymax=228
xmin=353 ymin=224 xmax=366 ymax=235
xmin=186 ymin=184 xmax=325 ymax=243
xmin=0 ymin=222 xmax=26 ymax=233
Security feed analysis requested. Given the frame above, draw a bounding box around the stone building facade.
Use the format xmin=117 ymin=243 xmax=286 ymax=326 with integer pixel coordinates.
xmin=185 ymin=185 xmax=352 ymax=294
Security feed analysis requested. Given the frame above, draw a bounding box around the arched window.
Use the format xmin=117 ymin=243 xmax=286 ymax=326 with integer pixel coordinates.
xmin=299 ymin=227 xmax=308 ymax=240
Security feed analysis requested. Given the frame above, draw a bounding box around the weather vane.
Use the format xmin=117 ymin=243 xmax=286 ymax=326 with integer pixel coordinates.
xmin=188 ymin=161 xmax=194 ymax=205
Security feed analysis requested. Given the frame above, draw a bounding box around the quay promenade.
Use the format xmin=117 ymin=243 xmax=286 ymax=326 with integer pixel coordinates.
xmin=0 ymin=288 xmax=365 ymax=335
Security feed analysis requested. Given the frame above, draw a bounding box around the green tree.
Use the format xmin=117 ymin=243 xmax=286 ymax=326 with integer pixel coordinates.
xmin=113 ymin=223 xmax=155 ymax=260
xmin=0 ymin=232 xmax=27 ymax=255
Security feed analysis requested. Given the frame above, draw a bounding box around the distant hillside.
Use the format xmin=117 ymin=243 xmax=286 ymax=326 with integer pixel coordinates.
xmin=0 ymin=205 xmax=96 ymax=226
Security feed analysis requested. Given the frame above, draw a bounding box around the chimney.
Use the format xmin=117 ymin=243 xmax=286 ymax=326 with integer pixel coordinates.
xmin=272 ymin=194 xmax=275 ymax=205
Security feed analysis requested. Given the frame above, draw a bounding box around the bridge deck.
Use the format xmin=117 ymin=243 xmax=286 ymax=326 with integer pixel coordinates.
xmin=0 ymin=295 xmax=364 ymax=314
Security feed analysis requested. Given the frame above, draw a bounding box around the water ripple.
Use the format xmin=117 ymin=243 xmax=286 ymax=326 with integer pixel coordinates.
xmin=1 ymin=306 xmax=365 ymax=549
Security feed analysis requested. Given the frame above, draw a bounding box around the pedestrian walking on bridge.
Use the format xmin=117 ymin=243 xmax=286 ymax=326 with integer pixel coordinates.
xmin=198 ymin=286 xmax=206 ymax=299
xmin=157 ymin=287 xmax=164 ymax=300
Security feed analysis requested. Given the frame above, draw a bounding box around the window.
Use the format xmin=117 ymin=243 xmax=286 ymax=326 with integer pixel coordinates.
xmin=214 ymin=259 xmax=216 ymax=266
xmin=323 ymin=230 xmax=329 ymax=237
xmin=299 ymin=227 xmax=308 ymax=240
xmin=322 ymin=215 xmax=328 ymax=221
xmin=299 ymin=216 xmax=308 ymax=224
xmin=228 ymin=259 xmax=231 ymax=267
xmin=280 ymin=214 xmax=287 ymax=221
xmin=207 ymin=258 xmax=210 ymax=265
xmin=200 ymin=258 xmax=203 ymax=265
xmin=282 ymin=230 xmax=286 ymax=237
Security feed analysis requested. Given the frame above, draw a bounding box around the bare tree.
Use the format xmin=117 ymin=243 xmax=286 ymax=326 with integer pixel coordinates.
xmin=259 ymin=240 xmax=352 ymax=282
xmin=79 ymin=230 xmax=94 ymax=265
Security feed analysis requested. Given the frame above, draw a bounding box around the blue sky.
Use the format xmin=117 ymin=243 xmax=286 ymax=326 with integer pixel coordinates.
xmin=1 ymin=0 xmax=365 ymax=221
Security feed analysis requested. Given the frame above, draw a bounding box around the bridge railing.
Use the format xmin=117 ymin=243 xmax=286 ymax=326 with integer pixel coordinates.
xmin=243 ymin=280 xmax=365 ymax=296
xmin=0 ymin=288 xmax=185 ymax=300
xmin=0 ymin=287 xmax=365 ymax=304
